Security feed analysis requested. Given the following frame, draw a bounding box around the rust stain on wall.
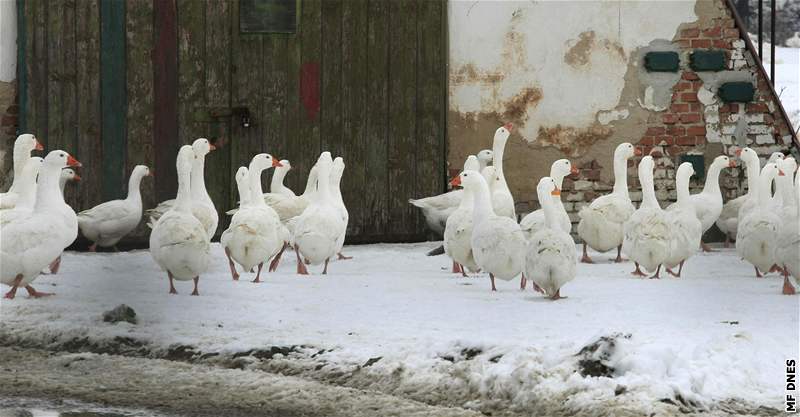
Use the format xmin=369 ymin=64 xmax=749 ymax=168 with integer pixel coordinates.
xmin=564 ymin=30 xmax=626 ymax=68
xmin=502 ymin=87 xmax=542 ymax=126
xmin=536 ymin=124 xmax=614 ymax=157
xmin=450 ymin=63 xmax=504 ymax=84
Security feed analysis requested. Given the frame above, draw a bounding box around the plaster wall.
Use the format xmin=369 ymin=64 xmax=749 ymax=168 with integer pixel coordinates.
xmin=0 ymin=0 xmax=16 ymax=83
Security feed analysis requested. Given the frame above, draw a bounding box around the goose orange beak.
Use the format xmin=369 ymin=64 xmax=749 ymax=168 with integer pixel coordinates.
xmin=735 ymin=149 xmax=742 ymax=157
xmin=779 ymin=169 xmax=786 ymax=176
xmin=73 ymin=174 xmax=82 ymax=182
xmin=634 ymin=148 xmax=642 ymax=156
xmin=504 ymin=122 xmax=513 ymax=131
xmin=273 ymin=158 xmax=283 ymax=167
xmin=34 ymin=140 xmax=44 ymax=151
xmin=728 ymin=160 xmax=736 ymax=168
xmin=570 ymin=166 xmax=579 ymax=175
xmin=67 ymin=155 xmax=82 ymax=167
xmin=551 ymin=187 xmax=561 ymax=196
xmin=450 ymin=176 xmax=462 ymax=187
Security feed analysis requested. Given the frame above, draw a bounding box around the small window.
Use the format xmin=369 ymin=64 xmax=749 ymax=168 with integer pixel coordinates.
xmin=240 ymin=0 xmax=297 ymax=34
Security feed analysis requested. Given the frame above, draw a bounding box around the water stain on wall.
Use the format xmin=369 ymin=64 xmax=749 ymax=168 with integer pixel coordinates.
xmin=564 ymin=31 xmax=626 ymax=69
xmin=536 ymin=124 xmax=614 ymax=157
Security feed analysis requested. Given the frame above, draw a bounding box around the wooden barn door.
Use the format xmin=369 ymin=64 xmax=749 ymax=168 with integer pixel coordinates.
xmin=18 ymin=0 xmax=447 ymax=243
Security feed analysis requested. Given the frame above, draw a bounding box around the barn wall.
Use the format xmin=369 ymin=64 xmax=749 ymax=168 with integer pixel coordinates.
xmin=0 ymin=0 xmax=17 ymax=190
xmin=447 ymin=0 xmax=796 ymax=239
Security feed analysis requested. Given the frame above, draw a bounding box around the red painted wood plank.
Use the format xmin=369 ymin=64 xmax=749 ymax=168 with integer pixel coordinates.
xmin=153 ymin=0 xmax=179 ymax=201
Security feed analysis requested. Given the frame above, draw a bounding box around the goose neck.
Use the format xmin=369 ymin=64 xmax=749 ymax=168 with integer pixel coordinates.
xmin=271 ymin=168 xmax=288 ymax=194
xmin=640 ymin=168 xmax=659 ymax=209
xmin=471 ymin=179 xmax=495 ymax=226
xmin=757 ymin=170 xmax=776 ymax=207
xmin=126 ymin=172 xmax=143 ymax=203
xmin=701 ymin=162 xmax=723 ymax=196
xmin=745 ymin=157 xmax=759 ymax=196
xmin=34 ymin=165 xmax=66 ymax=212
xmin=174 ymin=167 xmax=193 ymax=212
xmin=190 ymin=156 xmax=210 ymax=202
xmin=612 ymin=156 xmax=630 ymax=197
xmin=248 ymin=166 xmax=267 ymax=207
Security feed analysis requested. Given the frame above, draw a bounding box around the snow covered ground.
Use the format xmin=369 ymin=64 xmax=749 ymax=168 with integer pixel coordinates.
xmin=0 ymin=242 xmax=796 ymax=416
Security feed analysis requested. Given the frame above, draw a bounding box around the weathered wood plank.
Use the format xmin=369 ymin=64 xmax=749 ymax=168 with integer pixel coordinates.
xmin=46 ymin=0 xmax=65 ymax=154
xmin=125 ymin=0 xmax=155 ymax=239
xmin=204 ymin=0 xmax=233 ymax=223
xmin=61 ymin=0 xmax=78 ymax=207
xmin=230 ymin=0 xmax=265 ymax=191
xmin=16 ymin=0 xmax=27 ymax=132
xmin=261 ymin=35 xmax=289 ymax=193
xmin=387 ymin=0 xmax=417 ymax=237
xmin=288 ymin=0 xmax=322 ymax=192
xmin=75 ymin=0 xmax=102 ymax=210
xmin=320 ymin=0 xmax=342 ymax=156
xmin=363 ymin=0 xmax=390 ymax=237
xmin=414 ymin=0 xmax=445 ymax=236
xmin=283 ymin=18 xmax=302 ymax=193
xmin=100 ymin=0 xmax=127 ymax=200
xmin=153 ymin=0 xmax=179 ymax=202
xmin=29 ymin=0 xmax=48 ymax=146
xmin=340 ymin=0 xmax=368 ymax=237
xmin=176 ymin=0 xmax=205 ymax=147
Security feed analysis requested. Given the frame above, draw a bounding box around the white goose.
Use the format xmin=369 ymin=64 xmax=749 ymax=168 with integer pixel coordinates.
xmin=264 ymin=164 xmax=318 ymax=223
xmin=524 ymin=177 xmax=576 ymax=299
xmin=775 ymin=157 xmax=797 ymax=219
xmin=489 ymin=124 xmax=516 ymax=219
xmin=0 ymin=134 xmax=43 ymax=209
xmin=147 ymin=138 xmax=218 ymax=240
xmin=291 ymin=152 xmax=346 ymax=274
xmin=776 ymin=169 xmax=799 ymax=294
xmin=622 ymin=156 xmax=671 ymax=278
xmin=680 ymin=155 xmax=735 ymax=251
xmin=453 ymin=168 xmax=526 ymax=291
xmin=716 ymin=148 xmax=761 ymax=246
xmin=663 ymin=163 xmax=702 ymax=277
xmin=520 ymin=159 xmax=577 ymax=240
xmin=59 ymin=168 xmax=81 ymax=195
xmin=1 ymin=150 xmax=81 ymax=299
xmin=409 ymin=149 xmax=494 ymax=236
xmin=443 ymin=155 xmax=481 ymax=275
xmin=221 ymin=154 xmax=285 ymax=282
xmin=330 ymin=156 xmax=350 ymax=260
xmin=149 ymin=145 xmax=210 ymax=295
xmin=78 ymin=165 xmax=152 ymax=251
xmin=271 ymin=160 xmax=296 ymax=197
xmin=577 ymin=142 xmax=640 ymax=263
xmin=0 ymin=157 xmax=44 ymax=225
xmin=736 ymin=162 xmax=782 ymax=277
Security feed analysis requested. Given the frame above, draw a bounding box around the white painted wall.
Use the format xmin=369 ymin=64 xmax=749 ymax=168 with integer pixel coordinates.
xmin=448 ymin=0 xmax=699 ymax=142
xmin=0 ymin=0 xmax=17 ymax=82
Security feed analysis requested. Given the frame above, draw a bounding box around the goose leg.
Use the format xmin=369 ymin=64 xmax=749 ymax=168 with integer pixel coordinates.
xmin=25 ymin=285 xmax=53 ymax=298
xmin=269 ymin=243 xmax=287 ymax=272
xmin=700 ymin=241 xmax=714 ymax=252
xmin=337 ymin=252 xmax=352 ymax=260
xmin=755 ymin=266 xmax=763 ymax=278
xmin=520 ymin=274 xmax=526 ymax=290
xmin=322 ymin=259 xmax=330 ymax=275
xmin=666 ymin=261 xmax=684 ymax=278
xmin=782 ymin=267 xmax=796 ymax=295
xmin=251 ymin=263 xmax=264 ymax=283
xmin=451 ymin=260 xmax=461 ymax=274
xmin=191 ymin=277 xmax=199 ymax=296
xmin=532 ymin=281 xmax=544 ymax=294
xmin=168 ymin=272 xmax=178 ymax=295
xmin=224 ymin=247 xmax=239 ymax=281
xmin=580 ymin=243 xmax=594 ymax=264
xmin=769 ymin=264 xmax=784 ymax=274
xmin=89 ymin=243 xmax=98 ymax=252
xmin=613 ymin=245 xmax=625 ymax=263
xmin=49 ymin=256 xmax=62 ymax=274
xmin=489 ymin=273 xmax=497 ymax=292
xmin=631 ymin=262 xmax=646 ymax=277
xmin=724 ymin=235 xmax=731 ymax=248
xmin=460 ymin=264 xmax=468 ymax=278
xmin=549 ymin=289 xmax=566 ymax=300
xmin=649 ymin=265 xmax=662 ymax=279
xmin=3 ymin=274 xmax=23 ymax=299
xmin=294 ymin=246 xmax=309 ymax=275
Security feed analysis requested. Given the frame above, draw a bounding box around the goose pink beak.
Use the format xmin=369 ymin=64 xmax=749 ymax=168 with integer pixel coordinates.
xmin=450 ymin=176 xmax=461 ymax=187
xmin=504 ymin=122 xmax=513 ymax=131
xmin=735 ymin=149 xmax=742 ymax=157
xmin=72 ymin=174 xmax=82 ymax=182
xmin=634 ymin=148 xmax=643 ymax=156
xmin=728 ymin=160 xmax=736 ymax=168
xmin=273 ymin=158 xmax=283 ymax=168
xmin=34 ymin=140 xmax=44 ymax=151
xmin=778 ymin=169 xmax=786 ymax=176
xmin=209 ymin=144 xmax=217 ymax=151
xmin=570 ymin=166 xmax=579 ymax=175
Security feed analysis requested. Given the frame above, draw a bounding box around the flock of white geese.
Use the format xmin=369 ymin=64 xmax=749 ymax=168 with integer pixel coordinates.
xmin=1 ymin=125 xmax=798 ymax=300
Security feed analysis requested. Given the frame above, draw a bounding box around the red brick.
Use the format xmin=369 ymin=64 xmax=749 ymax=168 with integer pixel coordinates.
xmin=673 ymin=82 xmax=692 ymax=92
xmin=666 ymin=126 xmax=685 ymax=136
xmin=687 ymin=126 xmax=706 ymax=136
xmin=562 ymin=178 xmax=574 ymax=190
xmin=713 ymin=40 xmax=731 ymax=49
xmin=702 ymin=27 xmax=722 ymax=37
xmin=682 ymin=72 xmax=699 ymax=81
xmin=691 ymin=103 xmax=703 ymax=112
xmin=646 ymin=126 xmax=665 ymax=136
xmin=640 ymin=136 xmax=655 ymax=146
xmin=691 ymin=81 xmax=703 ymax=91
xmin=691 ymin=39 xmax=712 ymax=48
xmin=718 ymin=104 xmax=730 ymax=113
xmin=662 ymin=114 xmax=679 ymax=124
xmin=584 ymin=169 xmax=601 ymax=181
xmin=6 ymin=105 xmax=18 ymax=115
xmin=676 ymin=40 xmax=691 ymax=49
xmin=695 ymin=135 xmax=707 ymax=145
xmin=764 ymin=114 xmax=774 ymax=124
xmin=671 ymin=103 xmax=689 ymax=113
xmin=681 ymin=92 xmax=698 ymax=102
xmin=681 ymin=28 xmax=700 ymax=38
xmin=724 ymin=28 xmax=740 ymax=38
xmin=729 ymin=103 xmax=738 ymax=112
xmin=721 ymin=18 xmax=736 ymax=28
xmin=583 ymin=191 xmax=598 ymax=202
xmin=746 ymin=103 xmax=768 ymax=113
xmin=672 ymin=92 xmax=681 ymax=102
xmin=680 ymin=113 xmax=701 ymax=123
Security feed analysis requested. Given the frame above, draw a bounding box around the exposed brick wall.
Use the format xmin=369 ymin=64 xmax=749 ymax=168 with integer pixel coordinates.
xmin=551 ymin=2 xmax=796 ymax=240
